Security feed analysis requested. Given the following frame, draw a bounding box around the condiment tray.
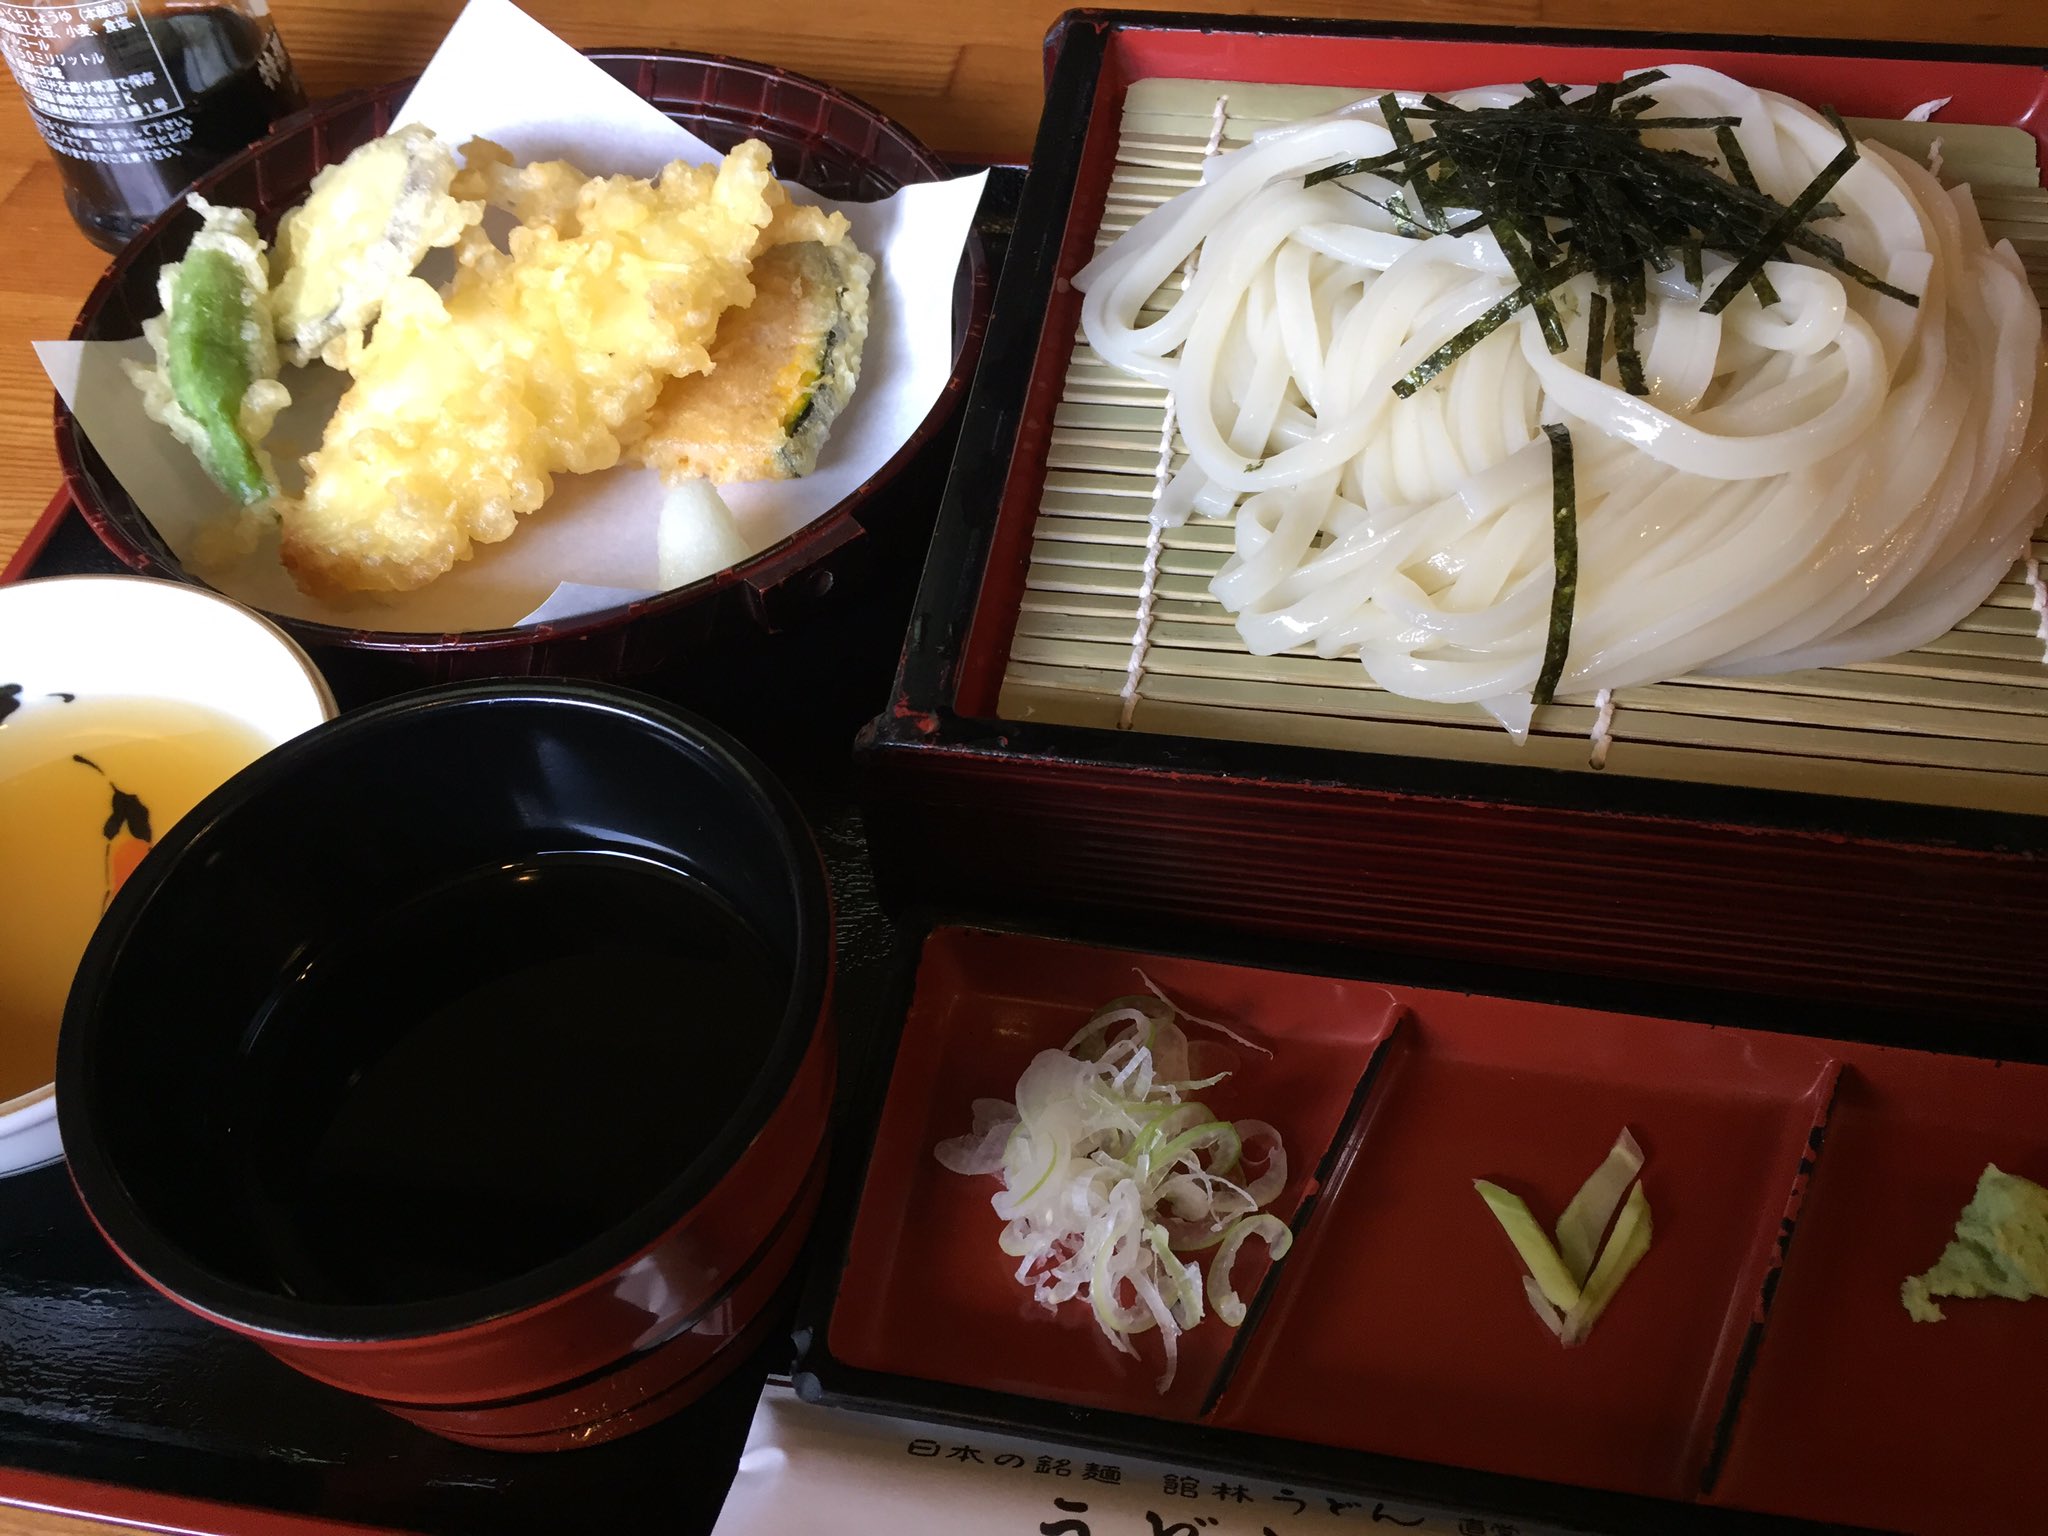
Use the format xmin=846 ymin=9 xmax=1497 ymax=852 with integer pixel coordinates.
xmin=799 ymin=920 xmax=2048 ymax=1535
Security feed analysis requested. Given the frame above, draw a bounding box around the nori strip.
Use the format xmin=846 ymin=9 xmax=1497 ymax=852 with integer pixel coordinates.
xmin=1379 ymin=92 xmax=1449 ymax=232
xmin=1716 ymin=128 xmax=1782 ymax=305
xmin=1612 ymin=279 xmax=1647 ymax=396
xmin=1786 ymin=231 xmax=1922 ymax=305
xmin=1717 ymin=143 xmax=1785 ymax=308
xmin=1334 ymin=180 xmax=1430 ymax=238
xmin=1583 ymin=289 xmax=1609 ymax=378
xmin=1394 ymin=253 xmax=1592 ymax=398
xmin=1497 ymin=216 xmax=1569 ymax=352
xmin=1533 ymin=422 xmax=1579 ymax=709
xmin=1715 ymin=125 xmax=1760 ymax=191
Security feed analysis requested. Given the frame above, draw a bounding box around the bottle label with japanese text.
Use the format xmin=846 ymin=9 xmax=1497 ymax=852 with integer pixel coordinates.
xmin=0 ymin=2 xmax=187 ymax=165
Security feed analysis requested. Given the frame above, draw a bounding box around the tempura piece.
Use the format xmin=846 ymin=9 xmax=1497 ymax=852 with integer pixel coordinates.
xmin=656 ymin=478 xmax=756 ymax=589
xmin=272 ymin=125 xmax=482 ymax=369
xmin=635 ymin=237 xmax=875 ymax=484
xmin=123 ymin=196 xmax=290 ymax=542
xmin=279 ymin=140 xmax=788 ymax=596
xmin=455 ymin=140 xmax=845 ymax=254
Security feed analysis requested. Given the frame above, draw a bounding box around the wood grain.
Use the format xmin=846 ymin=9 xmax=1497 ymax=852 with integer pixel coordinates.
xmin=0 ymin=8 xmax=2044 ymax=1519
xmin=0 ymin=1513 xmax=133 ymax=1536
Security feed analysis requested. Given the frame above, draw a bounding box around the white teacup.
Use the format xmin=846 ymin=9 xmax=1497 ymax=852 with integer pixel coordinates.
xmin=0 ymin=575 xmax=334 ymax=1178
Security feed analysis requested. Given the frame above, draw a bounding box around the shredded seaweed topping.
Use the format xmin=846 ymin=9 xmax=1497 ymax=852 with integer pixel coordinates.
xmin=1534 ymin=423 xmax=1579 ymax=708
xmin=1305 ymin=73 xmax=1919 ymax=399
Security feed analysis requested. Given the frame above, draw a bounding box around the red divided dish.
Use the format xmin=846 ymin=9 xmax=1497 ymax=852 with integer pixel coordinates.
xmin=832 ymin=927 xmax=1401 ymax=1418
xmin=1712 ymin=1052 xmax=2048 ymax=1534
xmin=830 ymin=926 xmax=2048 ymax=1534
xmin=1211 ymin=1000 xmax=1832 ymax=1502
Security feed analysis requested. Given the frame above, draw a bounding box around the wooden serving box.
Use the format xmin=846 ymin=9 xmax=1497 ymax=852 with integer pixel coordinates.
xmin=856 ymin=10 xmax=2048 ymax=1024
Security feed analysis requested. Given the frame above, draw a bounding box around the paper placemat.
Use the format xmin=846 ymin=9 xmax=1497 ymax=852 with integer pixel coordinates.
xmin=710 ymin=1382 xmax=1548 ymax=1536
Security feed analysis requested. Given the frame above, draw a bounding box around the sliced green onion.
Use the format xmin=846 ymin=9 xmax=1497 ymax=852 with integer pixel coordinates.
xmin=1154 ymin=1120 xmax=1242 ymax=1180
xmin=1065 ymin=994 xmax=1169 ymax=1059
xmin=1130 ymin=1102 xmax=1210 ymax=1167
xmin=1147 ymin=1222 xmax=1205 ymax=1329
xmin=1207 ymin=1213 xmax=1293 ymax=1327
xmin=937 ymin=985 xmax=1289 ymax=1393
xmin=1011 ymin=1128 xmax=1061 ymax=1205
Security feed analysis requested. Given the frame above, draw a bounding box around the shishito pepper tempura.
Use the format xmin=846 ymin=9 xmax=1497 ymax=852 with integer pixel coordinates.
xmin=122 ymin=197 xmax=290 ymax=522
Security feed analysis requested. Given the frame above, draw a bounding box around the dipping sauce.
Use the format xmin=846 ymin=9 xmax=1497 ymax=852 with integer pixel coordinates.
xmin=0 ymin=695 xmax=272 ymax=1103
xmin=226 ymin=850 xmax=784 ymax=1305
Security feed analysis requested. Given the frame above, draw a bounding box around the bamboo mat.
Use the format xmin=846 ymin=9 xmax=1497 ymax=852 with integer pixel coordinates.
xmin=998 ymin=79 xmax=2048 ymax=814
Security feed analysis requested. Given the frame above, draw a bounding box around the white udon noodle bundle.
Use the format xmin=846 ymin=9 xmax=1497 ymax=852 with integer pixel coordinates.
xmin=1076 ymin=65 xmax=2048 ymax=735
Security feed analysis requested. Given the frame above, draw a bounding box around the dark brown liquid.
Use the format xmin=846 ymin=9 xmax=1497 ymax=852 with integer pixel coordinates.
xmin=25 ymin=7 xmax=305 ymax=251
xmin=227 ymin=852 xmax=786 ymax=1307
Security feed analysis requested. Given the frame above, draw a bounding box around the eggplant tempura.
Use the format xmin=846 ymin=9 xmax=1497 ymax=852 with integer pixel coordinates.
xmin=271 ymin=123 xmax=484 ymax=369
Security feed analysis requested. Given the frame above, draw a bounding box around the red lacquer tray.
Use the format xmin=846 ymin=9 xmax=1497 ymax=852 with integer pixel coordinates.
xmin=802 ymin=924 xmax=2048 ymax=1536
xmin=858 ymin=9 xmax=2048 ymax=1024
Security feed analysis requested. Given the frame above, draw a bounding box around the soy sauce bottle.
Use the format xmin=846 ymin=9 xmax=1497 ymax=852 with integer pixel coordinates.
xmin=0 ymin=1 xmax=306 ymax=252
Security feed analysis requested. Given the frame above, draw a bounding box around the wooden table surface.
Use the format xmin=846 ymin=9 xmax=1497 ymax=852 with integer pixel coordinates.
xmin=1 ymin=1 xmax=2045 ymax=1531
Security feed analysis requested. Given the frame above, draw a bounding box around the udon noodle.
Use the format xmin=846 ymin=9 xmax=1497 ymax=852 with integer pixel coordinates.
xmin=1076 ymin=66 xmax=2048 ymax=735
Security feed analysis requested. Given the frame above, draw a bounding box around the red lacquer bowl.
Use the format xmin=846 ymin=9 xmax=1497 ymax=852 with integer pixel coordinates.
xmin=59 ymin=51 xmax=992 ymax=682
xmin=55 ymin=684 xmax=835 ymax=1449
